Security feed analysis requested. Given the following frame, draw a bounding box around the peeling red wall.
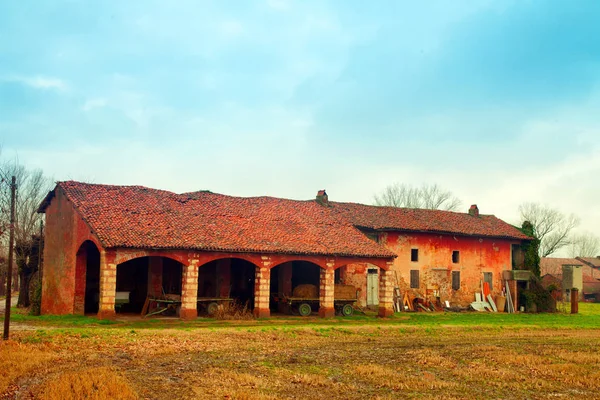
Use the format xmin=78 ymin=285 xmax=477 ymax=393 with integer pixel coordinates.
xmin=347 ymin=232 xmax=518 ymax=307
xmin=41 ymin=188 xmax=99 ymax=315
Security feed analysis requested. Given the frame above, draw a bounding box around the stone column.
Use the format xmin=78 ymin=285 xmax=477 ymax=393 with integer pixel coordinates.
xmin=254 ymin=265 xmax=271 ymax=318
xmin=180 ymin=262 xmax=199 ymax=320
xmin=148 ymin=257 xmax=163 ymax=297
xmin=319 ymin=267 xmax=335 ymax=318
xmin=378 ymin=268 xmax=394 ymax=317
xmin=97 ymin=251 xmax=116 ymax=320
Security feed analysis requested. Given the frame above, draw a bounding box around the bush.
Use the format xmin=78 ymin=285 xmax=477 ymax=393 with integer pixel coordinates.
xmin=521 ymin=281 xmax=556 ymax=313
xmin=213 ymin=301 xmax=254 ymax=320
xmin=29 ymin=278 xmax=42 ymax=316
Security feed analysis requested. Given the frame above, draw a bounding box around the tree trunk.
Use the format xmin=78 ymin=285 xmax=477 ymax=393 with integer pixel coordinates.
xmin=17 ymin=270 xmax=32 ymax=307
xmin=0 ymin=273 xmax=6 ymax=297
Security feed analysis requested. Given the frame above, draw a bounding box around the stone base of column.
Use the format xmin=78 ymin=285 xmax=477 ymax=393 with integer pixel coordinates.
xmin=253 ymin=308 xmax=270 ymax=318
xmin=319 ymin=307 xmax=335 ymax=318
xmin=97 ymin=309 xmax=116 ymax=320
xmin=378 ymin=306 xmax=394 ymax=317
xmin=180 ymin=308 xmax=197 ymax=320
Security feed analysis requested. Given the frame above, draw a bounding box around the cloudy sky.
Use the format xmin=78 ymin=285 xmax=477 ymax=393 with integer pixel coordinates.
xmin=1 ymin=0 xmax=599 ymax=242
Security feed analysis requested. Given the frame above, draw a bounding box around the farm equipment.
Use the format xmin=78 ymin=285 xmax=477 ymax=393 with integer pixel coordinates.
xmin=272 ymin=284 xmax=358 ymax=317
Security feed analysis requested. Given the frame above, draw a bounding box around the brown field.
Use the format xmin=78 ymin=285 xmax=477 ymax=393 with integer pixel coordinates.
xmin=2 ymin=307 xmax=600 ymax=399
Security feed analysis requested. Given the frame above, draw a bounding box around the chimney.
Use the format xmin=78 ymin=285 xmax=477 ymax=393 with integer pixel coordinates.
xmin=468 ymin=204 xmax=479 ymax=217
xmin=316 ymin=190 xmax=329 ymax=206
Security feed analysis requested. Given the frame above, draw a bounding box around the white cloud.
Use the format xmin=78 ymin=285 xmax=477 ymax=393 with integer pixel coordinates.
xmin=8 ymin=76 xmax=68 ymax=91
xmin=81 ymin=98 xmax=107 ymax=112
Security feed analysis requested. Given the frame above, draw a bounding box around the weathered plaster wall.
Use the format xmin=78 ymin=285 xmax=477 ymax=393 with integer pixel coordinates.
xmin=41 ymin=188 xmax=99 ymax=315
xmin=346 ymin=232 xmax=517 ymax=307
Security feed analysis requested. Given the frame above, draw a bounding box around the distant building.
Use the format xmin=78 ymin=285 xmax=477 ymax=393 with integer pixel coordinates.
xmin=540 ymin=257 xmax=600 ymax=301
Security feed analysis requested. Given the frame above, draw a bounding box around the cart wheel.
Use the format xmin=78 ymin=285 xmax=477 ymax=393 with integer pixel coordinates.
xmin=341 ymin=304 xmax=354 ymax=317
xmin=298 ymin=303 xmax=312 ymax=317
xmin=207 ymin=302 xmax=219 ymax=316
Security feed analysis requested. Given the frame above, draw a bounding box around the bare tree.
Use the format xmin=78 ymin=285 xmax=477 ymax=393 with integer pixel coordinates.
xmin=518 ymin=202 xmax=580 ymax=257
xmin=568 ymin=232 xmax=600 ymax=258
xmin=0 ymin=159 xmax=53 ymax=307
xmin=373 ymin=183 xmax=462 ymax=211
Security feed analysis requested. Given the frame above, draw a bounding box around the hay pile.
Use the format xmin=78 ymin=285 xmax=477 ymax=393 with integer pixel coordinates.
xmin=334 ymin=284 xmax=357 ymax=300
xmin=292 ymin=284 xmax=318 ymax=299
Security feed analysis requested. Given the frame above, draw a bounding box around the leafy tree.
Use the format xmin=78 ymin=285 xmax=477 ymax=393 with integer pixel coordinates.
xmin=519 ymin=221 xmax=541 ymax=277
xmin=373 ymin=183 xmax=462 ymax=211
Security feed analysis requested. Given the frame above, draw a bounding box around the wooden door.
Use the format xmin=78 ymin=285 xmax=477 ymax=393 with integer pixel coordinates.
xmin=367 ymin=268 xmax=379 ymax=306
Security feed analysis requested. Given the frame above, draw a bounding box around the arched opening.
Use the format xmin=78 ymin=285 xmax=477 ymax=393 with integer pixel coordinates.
xmin=116 ymin=256 xmax=183 ymax=314
xmin=196 ymin=258 xmax=256 ymax=315
xmin=270 ymin=261 xmax=322 ymax=315
xmin=74 ymin=241 xmax=100 ymax=315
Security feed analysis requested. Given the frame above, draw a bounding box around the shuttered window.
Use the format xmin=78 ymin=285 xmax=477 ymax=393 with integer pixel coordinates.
xmin=452 ymin=251 xmax=460 ymax=263
xmin=411 ymin=249 xmax=419 ymax=262
xmin=483 ymin=272 xmax=493 ymax=290
xmin=452 ymin=271 xmax=460 ymax=290
xmin=410 ymin=270 xmax=420 ymax=288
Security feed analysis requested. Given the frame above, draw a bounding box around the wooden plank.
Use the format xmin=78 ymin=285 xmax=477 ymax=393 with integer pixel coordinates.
xmin=487 ymin=294 xmax=498 ymax=312
xmin=140 ymin=297 xmax=150 ymax=317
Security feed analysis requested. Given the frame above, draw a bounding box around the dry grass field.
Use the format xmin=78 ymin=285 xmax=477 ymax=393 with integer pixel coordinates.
xmin=2 ymin=304 xmax=600 ymax=399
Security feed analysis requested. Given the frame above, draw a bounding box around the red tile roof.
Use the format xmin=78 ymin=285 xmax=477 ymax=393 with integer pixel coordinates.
xmin=540 ymin=257 xmax=584 ymax=276
xmin=577 ymin=257 xmax=600 ymax=268
xmin=331 ymin=202 xmax=531 ymax=240
xmin=49 ymin=181 xmax=396 ymax=259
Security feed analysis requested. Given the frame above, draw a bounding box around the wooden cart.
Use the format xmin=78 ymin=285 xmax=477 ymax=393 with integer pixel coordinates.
xmin=272 ymin=295 xmax=357 ymax=317
xmin=196 ymin=298 xmax=234 ymax=316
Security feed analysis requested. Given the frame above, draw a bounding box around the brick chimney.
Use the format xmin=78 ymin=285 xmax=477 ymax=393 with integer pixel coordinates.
xmin=468 ymin=204 xmax=479 ymax=217
xmin=316 ymin=190 xmax=329 ymax=206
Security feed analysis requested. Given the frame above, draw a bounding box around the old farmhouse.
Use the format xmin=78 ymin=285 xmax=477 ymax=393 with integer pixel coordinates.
xmin=38 ymin=182 xmax=530 ymax=319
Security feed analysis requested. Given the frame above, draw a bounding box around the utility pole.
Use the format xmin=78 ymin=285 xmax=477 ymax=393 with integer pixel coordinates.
xmin=3 ymin=176 xmax=16 ymax=340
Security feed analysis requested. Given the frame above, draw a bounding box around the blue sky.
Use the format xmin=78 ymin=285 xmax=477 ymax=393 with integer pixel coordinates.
xmin=1 ymin=0 xmax=599 ymax=242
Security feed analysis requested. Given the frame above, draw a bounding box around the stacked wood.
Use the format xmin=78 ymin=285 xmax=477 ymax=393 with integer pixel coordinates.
xmin=334 ymin=284 xmax=357 ymax=300
xmin=292 ymin=284 xmax=318 ymax=299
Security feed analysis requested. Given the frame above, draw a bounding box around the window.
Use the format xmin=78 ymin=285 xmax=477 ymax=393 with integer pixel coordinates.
xmin=452 ymin=251 xmax=460 ymax=264
xmin=365 ymin=232 xmax=379 ymax=243
xmin=452 ymin=271 xmax=460 ymax=290
xmin=411 ymin=249 xmax=419 ymax=262
xmin=410 ymin=270 xmax=420 ymax=288
xmin=483 ymin=272 xmax=493 ymax=290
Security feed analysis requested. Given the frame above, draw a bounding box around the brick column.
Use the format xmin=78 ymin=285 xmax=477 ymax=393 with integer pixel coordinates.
xmin=148 ymin=257 xmax=163 ymax=297
xmin=319 ymin=267 xmax=335 ymax=318
xmin=180 ymin=262 xmax=199 ymax=320
xmin=378 ymin=269 xmax=394 ymax=317
xmin=278 ymin=262 xmax=293 ymax=313
xmin=216 ymin=259 xmax=231 ymax=298
xmin=254 ymin=266 xmax=271 ymax=318
xmin=97 ymin=252 xmax=116 ymax=320
xmin=508 ymin=279 xmax=518 ymax=312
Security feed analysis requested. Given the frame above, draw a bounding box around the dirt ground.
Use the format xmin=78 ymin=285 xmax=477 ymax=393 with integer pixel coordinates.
xmin=2 ymin=312 xmax=600 ymax=400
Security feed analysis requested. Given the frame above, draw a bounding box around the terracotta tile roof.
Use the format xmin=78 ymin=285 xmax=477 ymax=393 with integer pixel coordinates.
xmin=577 ymin=257 xmax=600 ymax=268
xmin=540 ymin=257 xmax=584 ymax=276
xmin=49 ymin=181 xmax=396 ymax=259
xmin=331 ymin=202 xmax=531 ymax=240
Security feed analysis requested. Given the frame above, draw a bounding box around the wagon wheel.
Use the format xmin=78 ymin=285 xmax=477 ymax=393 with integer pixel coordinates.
xmin=341 ymin=304 xmax=354 ymax=317
xmin=298 ymin=303 xmax=312 ymax=317
xmin=207 ymin=302 xmax=219 ymax=316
